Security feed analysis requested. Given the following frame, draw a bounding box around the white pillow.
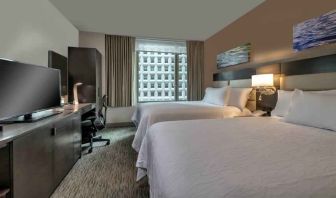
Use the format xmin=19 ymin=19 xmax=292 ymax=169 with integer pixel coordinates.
xmin=227 ymin=88 xmax=252 ymax=110
xmin=272 ymin=89 xmax=336 ymax=117
xmin=284 ymin=92 xmax=336 ymax=131
xmin=203 ymin=86 xmax=230 ymax=106
xmin=271 ymin=90 xmax=297 ymax=117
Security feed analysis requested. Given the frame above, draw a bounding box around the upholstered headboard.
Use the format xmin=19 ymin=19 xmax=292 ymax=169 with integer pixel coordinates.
xmin=281 ymin=72 xmax=336 ymax=91
xmin=213 ymin=54 xmax=336 ymax=111
xmin=213 ymin=81 xmax=229 ymax=88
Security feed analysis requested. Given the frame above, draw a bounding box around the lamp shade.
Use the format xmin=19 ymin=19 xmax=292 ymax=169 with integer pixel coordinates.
xmin=252 ymin=74 xmax=274 ymax=87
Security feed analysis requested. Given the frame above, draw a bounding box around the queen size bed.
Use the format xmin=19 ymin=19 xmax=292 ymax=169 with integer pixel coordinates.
xmin=135 ymin=58 xmax=336 ymax=198
xmin=137 ymin=116 xmax=336 ymax=198
xmin=131 ymin=86 xmax=255 ymax=152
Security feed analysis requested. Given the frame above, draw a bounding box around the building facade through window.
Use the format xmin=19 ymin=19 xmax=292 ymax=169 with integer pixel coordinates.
xmin=136 ymin=39 xmax=187 ymax=102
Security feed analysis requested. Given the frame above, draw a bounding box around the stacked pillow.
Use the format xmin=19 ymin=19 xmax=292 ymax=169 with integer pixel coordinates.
xmin=227 ymin=88 xmax=253 ymax=110
xmin=271 ymin=90 xmax=298 ymax=117
xmin=203 ymin=86 xmax=230 ymax=106
xmin=203 ymin=86 xmax=252 ymax=110
xmin=272 ymin=89 xmax=336 ymax=131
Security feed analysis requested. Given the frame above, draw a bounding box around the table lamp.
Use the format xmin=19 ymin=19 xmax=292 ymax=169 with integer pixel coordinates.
xmin=73 ymin=82 xmax=83 ymax=105
xmin=252 ymin=74 xmax=276 ymax=100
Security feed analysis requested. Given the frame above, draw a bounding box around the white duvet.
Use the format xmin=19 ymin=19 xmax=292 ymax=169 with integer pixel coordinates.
xmin=131 ymin=101 xmax=250 ymax=152
xmin=137 ymin=117 xmax=336 ymax=198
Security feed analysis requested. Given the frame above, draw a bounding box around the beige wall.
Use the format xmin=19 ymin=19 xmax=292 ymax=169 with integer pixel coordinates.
xmin=0 ymin=0 xmax=78 ymax=66
xmin=204 ymin=0 xmax=336 ymax=87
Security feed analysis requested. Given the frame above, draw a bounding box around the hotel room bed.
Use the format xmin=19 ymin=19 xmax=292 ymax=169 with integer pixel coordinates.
xmin=131 ymin=101 xmax=251 ymax=152
xmin=136 ymin=117 xmax=336 ymax=198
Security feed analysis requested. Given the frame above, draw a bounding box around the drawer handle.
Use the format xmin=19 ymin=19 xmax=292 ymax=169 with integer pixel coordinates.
xmin=51 ymin=128 xmax=57 ymax=136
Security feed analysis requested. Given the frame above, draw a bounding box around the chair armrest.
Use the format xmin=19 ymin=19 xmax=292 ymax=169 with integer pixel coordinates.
xmin=81 ymin=120 xmax=93 ymax=127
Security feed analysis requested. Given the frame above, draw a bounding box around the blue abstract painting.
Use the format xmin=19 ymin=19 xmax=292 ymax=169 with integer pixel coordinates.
xmin=294 ymin=10 xmax=336 ymax=51
xmin=217 ymin=43 xmax=251 ymax=68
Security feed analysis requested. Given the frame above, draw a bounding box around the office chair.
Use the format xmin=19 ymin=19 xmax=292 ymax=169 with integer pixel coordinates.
xmin=81 ymin=95 xmax=110 ymax=153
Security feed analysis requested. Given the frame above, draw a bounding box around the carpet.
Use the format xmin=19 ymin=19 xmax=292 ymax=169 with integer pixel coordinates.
xmin=51 ymin=127 xmax=149 ymax=198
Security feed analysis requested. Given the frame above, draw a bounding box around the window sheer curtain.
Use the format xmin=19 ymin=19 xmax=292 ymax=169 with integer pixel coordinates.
xmin=105 ymin=35 xmax=135 ymax=107
xmin=187 ymin=41 xmax=204 ymax=101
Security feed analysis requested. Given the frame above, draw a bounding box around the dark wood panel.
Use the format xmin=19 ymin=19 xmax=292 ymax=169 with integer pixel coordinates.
xmin=72 ymin=113 xmax=82 ymax=162
xmin=53 ymin=118 xmax=75 ymax=188
xmin=68 ymin=47 xmax=102 ymax=105
xmin=256 ymin=64 xmax=281 ymax=75
xmin=281 ymin=54 xmax=336 ymax=76
xmin=12 ymin=126 xmax=54 ymax=198
xmin=0 ymin=144 xmax=10 ymax=198
xmin=213 ymin=68 xmax=256 ymax=81
xmin=48 ymin=51 xmax=68 ymax=96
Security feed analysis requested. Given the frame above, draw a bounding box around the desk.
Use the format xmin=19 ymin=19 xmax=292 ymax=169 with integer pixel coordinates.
xmin=0 ymin=103 xmax=94 ymax=198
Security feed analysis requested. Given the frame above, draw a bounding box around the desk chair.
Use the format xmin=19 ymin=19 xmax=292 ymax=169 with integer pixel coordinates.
xmin=81 ymin=95 xmax=110 ymax=153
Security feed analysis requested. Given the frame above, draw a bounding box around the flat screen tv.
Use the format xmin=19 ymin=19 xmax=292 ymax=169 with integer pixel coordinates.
xmin=0 ymin=59 xmax=61 ymax=123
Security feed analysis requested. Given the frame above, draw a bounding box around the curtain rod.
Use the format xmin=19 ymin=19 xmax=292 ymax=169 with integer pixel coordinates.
xmin=136 ymin=37 xmax=186 ymax=43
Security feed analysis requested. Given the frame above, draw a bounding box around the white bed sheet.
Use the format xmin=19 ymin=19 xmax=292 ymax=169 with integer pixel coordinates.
xmin=137 ymin=117 xmax=336 ymax=198
xmin=131 ymin=101 xmax=250 ymax=152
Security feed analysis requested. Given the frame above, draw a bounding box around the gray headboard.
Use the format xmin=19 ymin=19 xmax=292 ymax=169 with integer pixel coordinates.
xmin=281 ymin=72 xmax=336 ymax=91
xmin=213 ymin=53 xmax=336 ymax=111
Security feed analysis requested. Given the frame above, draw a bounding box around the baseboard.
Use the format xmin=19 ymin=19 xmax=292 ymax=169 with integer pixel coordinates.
xmin=106 ymin=122 xmax=135 ymax=128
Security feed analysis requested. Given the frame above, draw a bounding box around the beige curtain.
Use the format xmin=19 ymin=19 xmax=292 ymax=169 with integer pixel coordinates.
xmin=105 ymin=35 xmax=135 ymax=107
xmin=187 ymin=41 xmax=204 ymax=101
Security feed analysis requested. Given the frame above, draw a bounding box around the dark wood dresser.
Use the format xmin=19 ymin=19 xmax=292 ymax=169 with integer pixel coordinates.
xmin=0 ymin=104 xmax=94 ymax=198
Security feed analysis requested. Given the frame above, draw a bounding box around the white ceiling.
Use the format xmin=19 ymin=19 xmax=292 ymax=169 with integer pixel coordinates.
xmin=50 ymin=0 xmax=265 ymax=41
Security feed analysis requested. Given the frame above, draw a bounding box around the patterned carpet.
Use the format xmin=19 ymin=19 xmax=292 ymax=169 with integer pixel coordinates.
xmin=51 ymin=127 xmax=149 ymax=198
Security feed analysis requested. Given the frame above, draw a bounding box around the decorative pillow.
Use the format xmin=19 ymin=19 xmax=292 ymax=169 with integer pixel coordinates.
xmin=271 ymin=90 xmax=298 ymax=117
xmin=203 ymin=86 xmax=230 ymax=106
xmin=227 ymin=88 xmax=252 ymax=110
xmin=284 ymin=92 xmax=336 ymax=131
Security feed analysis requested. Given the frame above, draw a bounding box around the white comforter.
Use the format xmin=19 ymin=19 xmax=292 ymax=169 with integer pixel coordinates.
xmin=137 ymin=117 xmax=336 ymax=198
xmin=131 ymin=101 xmax=249 ymax=152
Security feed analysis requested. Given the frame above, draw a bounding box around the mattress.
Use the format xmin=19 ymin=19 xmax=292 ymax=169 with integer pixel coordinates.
xmin=131 ymin=101 xmax=250 ymax=152
xmin=137 ymin=117 xmax=336 ymax=198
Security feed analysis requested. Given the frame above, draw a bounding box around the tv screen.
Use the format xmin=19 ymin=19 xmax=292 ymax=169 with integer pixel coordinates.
xmin=0 ymin=59 xmax=61 ymax=121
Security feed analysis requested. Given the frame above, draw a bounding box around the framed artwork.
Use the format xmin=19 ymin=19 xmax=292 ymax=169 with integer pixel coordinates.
xmin=294 ymin=10 xmax=336 ymax=51
xmin=217 ymin=43 xmax=251 ymax=68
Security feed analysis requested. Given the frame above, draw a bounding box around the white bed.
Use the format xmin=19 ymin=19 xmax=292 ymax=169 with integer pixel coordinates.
xmin=131 ymin=101 xmax=251 ymax=152
xmin=137 ymin=117 xmax=336 ymax=198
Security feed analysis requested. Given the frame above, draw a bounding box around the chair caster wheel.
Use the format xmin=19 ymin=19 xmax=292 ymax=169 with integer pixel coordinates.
xmin=88 ymin=148 xmax=93 ymax=153
xmin=106 ymin=141 xmax=110 ymax=145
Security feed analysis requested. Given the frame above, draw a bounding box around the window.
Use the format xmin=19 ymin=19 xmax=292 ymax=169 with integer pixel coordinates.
xmin=137 ymin=39 xmax=187 ymax=102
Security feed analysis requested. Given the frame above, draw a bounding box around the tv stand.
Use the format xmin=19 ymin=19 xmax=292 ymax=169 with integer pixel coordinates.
xmin=0 ymin=104 xmax=94 ymax=198
xmin=0 ymin=110 xmax=62 ymax=124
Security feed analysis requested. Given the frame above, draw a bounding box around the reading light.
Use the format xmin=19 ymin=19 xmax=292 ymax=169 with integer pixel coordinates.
xmin=252 ymin=74 xmax=276 ymax=100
